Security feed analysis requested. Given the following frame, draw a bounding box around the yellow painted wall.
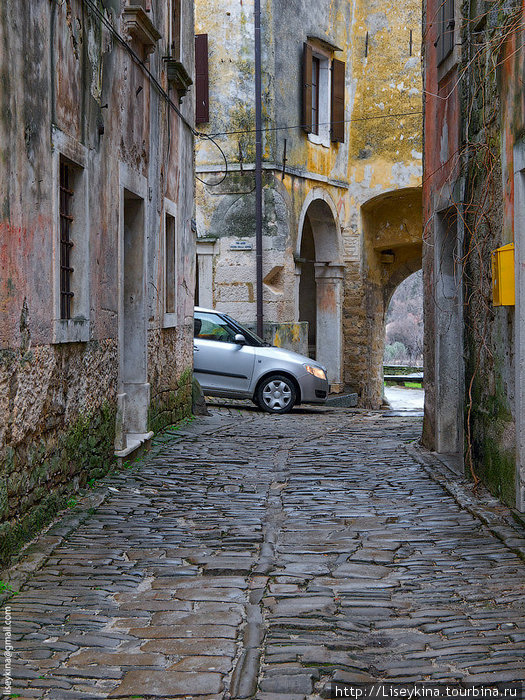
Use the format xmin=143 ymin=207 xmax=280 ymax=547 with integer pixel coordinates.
xmin=194 ymin=0 xmax=423 ymax=406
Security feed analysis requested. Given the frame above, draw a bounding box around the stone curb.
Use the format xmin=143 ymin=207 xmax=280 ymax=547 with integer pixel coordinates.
xmin=406 ymin=442 xmax=525 ymax=563
xmin=0 ymin=411 xmax=243 ymax=608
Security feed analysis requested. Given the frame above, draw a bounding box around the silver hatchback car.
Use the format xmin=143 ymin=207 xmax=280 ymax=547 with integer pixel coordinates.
xmin=193 ymin=307 xmax=329 ymax=414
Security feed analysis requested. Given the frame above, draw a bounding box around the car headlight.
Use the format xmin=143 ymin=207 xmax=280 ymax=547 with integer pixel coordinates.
xmin=304 ymin=364 xmax=327 ymax=380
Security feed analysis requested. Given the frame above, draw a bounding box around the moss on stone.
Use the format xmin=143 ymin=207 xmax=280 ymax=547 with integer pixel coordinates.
xmin=0 ymin=491 xmax=68 ymax=568
xmin=0 ymin=400 xmax=117 ymax=568
xmin=0 ymin=478 xmax=7 ymax=519
xmin=148 ymin=368 xmax=193 ymax=435
xmin=466 ymin=359 xmax=516 ymax=506
xmin=480 ymin=438 xmax=516 ymax=506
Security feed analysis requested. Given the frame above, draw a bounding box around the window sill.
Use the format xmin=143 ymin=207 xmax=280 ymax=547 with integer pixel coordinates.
xmin=308 ymin=133 xmax=331 ymax=149
xmin=163 ymin=313 xmax=178 ymax=329
xmin=164 ymin=58 xmax=193 ymax=99
xmin=53 ymin=318 xmax=90 ymax=344
xmin=122 ymin=6 xmax=161 ymax=57
xmin=437 ymin=50 xmax=458 ymax=85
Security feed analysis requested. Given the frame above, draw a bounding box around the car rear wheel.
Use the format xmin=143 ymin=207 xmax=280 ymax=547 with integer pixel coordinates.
xmin=256 ymin=374 xmax=297 ymax=414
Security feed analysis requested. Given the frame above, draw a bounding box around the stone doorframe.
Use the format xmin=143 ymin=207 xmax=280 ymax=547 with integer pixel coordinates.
xmin=430 ymin=181 xmax=465 ymax=476
xmin=115 ymin=162 xmax=152 ymax=457
xmin=295 ymin=189 xmax=344 ymax=388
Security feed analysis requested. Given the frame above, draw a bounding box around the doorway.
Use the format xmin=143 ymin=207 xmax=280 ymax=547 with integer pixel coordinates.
xmin=298 ymin=216 xmax=317 ymax=358
xmin=116 ymin=187 xmax=150 ymax=453
xmin=433 ymin=208 xmax=464 ymax=468
xmin=297 ymin=195 xmax=343 ymax=388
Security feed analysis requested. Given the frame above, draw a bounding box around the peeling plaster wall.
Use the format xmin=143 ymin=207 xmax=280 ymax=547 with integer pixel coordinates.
xmin=195 ymin=0 xmax=422 ymax=405
xmin=0 ymin=0 xmax=195 ymax=564
xmin=422 ymin=0 xmax=523 ymax=508
xmin=343 ymin=0 xmax=423 ymax=406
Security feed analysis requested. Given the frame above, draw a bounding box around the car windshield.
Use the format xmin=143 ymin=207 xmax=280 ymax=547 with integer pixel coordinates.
xmin=223 ymin=315 xmax=270 ymax=347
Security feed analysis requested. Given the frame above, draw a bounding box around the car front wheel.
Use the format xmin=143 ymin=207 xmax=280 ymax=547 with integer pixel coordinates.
xmin=256 ymin=374 xmax=297 ymax=414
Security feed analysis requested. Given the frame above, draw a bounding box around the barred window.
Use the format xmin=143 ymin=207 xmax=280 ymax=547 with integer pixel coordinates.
xmin=52 ymin=128 xmax=89 ymax=344
xmin=59 ymin=159 xmax=74 ymax=320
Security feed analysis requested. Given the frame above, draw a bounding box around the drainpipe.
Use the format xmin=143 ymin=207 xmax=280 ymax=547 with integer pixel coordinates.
xmin=254 ymin=0 xmax=264 ymax=337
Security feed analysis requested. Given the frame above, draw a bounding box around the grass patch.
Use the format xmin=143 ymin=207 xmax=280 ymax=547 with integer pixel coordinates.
xmin=384 ymin=381 xmax=423 ymax=389
xmin=0 ymin=581 xmax=18 ymax=596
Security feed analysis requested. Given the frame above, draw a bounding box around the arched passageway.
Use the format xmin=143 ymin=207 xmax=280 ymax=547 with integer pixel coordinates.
xmin=384 ymin=270 xmax=424 ymax=411
xmin=298 ymin=216 xmax=317 ymax=358
xmin=296 ymin=195 xmax=344 ymax=388
xmin=346 ymin=187 xmax=423 ymax=408
xmin=384 ymin=270 xmax=423 ymax=367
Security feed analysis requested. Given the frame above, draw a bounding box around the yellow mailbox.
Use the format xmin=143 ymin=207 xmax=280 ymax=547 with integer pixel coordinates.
xmin=492 ymin=243 xmax=515 ymax=306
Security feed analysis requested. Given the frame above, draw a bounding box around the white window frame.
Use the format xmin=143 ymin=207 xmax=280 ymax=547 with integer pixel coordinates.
xmin=51 ymin=126 xmax=90 ymax=344
xmin=163 ymin=197 xmax=178 ymax=328
xmin=308 ymin=46 xmax=331 ymax=148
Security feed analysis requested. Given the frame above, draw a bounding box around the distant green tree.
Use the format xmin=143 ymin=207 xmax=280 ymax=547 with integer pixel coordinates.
xmin=384 ymin=341 xmax=407 ymax=364
xmin=384 ymin=271 xmax=423 ymax=365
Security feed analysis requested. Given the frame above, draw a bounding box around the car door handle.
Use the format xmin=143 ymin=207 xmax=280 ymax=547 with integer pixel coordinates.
xmin=193 ymin=345 xmax=199 ymax=351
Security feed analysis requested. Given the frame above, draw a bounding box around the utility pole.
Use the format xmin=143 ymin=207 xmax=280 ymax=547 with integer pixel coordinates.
xmin=254 ymin=0 xmax=263 ymax=337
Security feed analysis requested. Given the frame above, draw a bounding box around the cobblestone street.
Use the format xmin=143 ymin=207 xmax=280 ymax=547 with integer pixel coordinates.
xmin=3 ymin=406 xmax=525 ymax=699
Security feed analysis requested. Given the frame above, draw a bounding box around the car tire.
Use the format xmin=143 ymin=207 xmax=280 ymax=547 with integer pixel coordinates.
xmin=256 ymin=374 xmax=297 ymax=414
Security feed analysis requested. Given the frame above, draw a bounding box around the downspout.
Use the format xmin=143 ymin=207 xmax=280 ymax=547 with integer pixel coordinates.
xmin=254 ymin=0 xmax=263 ymax=337
xmin=50 ymin=0 xmax=57 ymax=128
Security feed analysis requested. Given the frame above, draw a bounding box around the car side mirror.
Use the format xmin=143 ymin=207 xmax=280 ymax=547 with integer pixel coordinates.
xmin=234 ymin=334 xmax=246 ymax=345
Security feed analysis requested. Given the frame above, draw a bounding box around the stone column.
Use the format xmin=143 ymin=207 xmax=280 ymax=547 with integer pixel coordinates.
xmin=314 ymin=263 xmax=344 ymax=390
xmin=294 ymin=262 xmax=302 ymax=321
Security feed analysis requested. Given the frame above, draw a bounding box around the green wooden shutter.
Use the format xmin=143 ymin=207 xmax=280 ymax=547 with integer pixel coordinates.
xmin=331 ymin=58 xmax=345 ymax=143
xmin=302 ymin=43 xmax=313 ymax=133
xmin=195 ymin=34 xmax=209 ymax=124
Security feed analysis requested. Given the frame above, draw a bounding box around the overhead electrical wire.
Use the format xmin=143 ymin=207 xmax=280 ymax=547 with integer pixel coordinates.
xmin=80 ymin=0 xmax=228 ymax=186
xmin=207 ymin=110 xmax=422 ymax=138
xmin=82 ymin=0 xmax=192 ymax=131
xmin=80 ymin=0 xmax=421 ymax=187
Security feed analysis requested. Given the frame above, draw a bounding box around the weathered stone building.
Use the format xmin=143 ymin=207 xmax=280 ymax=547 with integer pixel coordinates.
xmin=195 ymin=0 xmax=422 ymax=404
xmin=422 ymin=0 xmax=525 ymax=511
xmin=0 ymin=0 xmax=196 ymax=563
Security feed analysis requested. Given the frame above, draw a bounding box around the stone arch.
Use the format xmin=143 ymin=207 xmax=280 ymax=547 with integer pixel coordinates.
xmin=353 ymin=186 xmax=423 ymax=407
xmin=384 ymin=268 xmax=424 ymax=369
xmin=384 ymin=258 xmax=422 ymax=309
xmin=296 ymin=188 xmax=343 ymax=263
xmin=296 ymin=190 xmax=344 ymax=388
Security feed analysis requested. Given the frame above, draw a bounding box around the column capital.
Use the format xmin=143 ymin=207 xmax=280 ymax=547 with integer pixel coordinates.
xmin=314 ymin=262 xmax=345 ymax=280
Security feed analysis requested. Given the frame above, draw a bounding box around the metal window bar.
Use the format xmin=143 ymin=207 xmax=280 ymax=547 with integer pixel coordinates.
xmin=59 ymin=161 xmax=74 ymax=320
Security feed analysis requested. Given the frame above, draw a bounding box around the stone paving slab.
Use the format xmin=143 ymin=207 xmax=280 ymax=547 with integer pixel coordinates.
xmin=1 ymin=406 xmax=525 ymax=698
